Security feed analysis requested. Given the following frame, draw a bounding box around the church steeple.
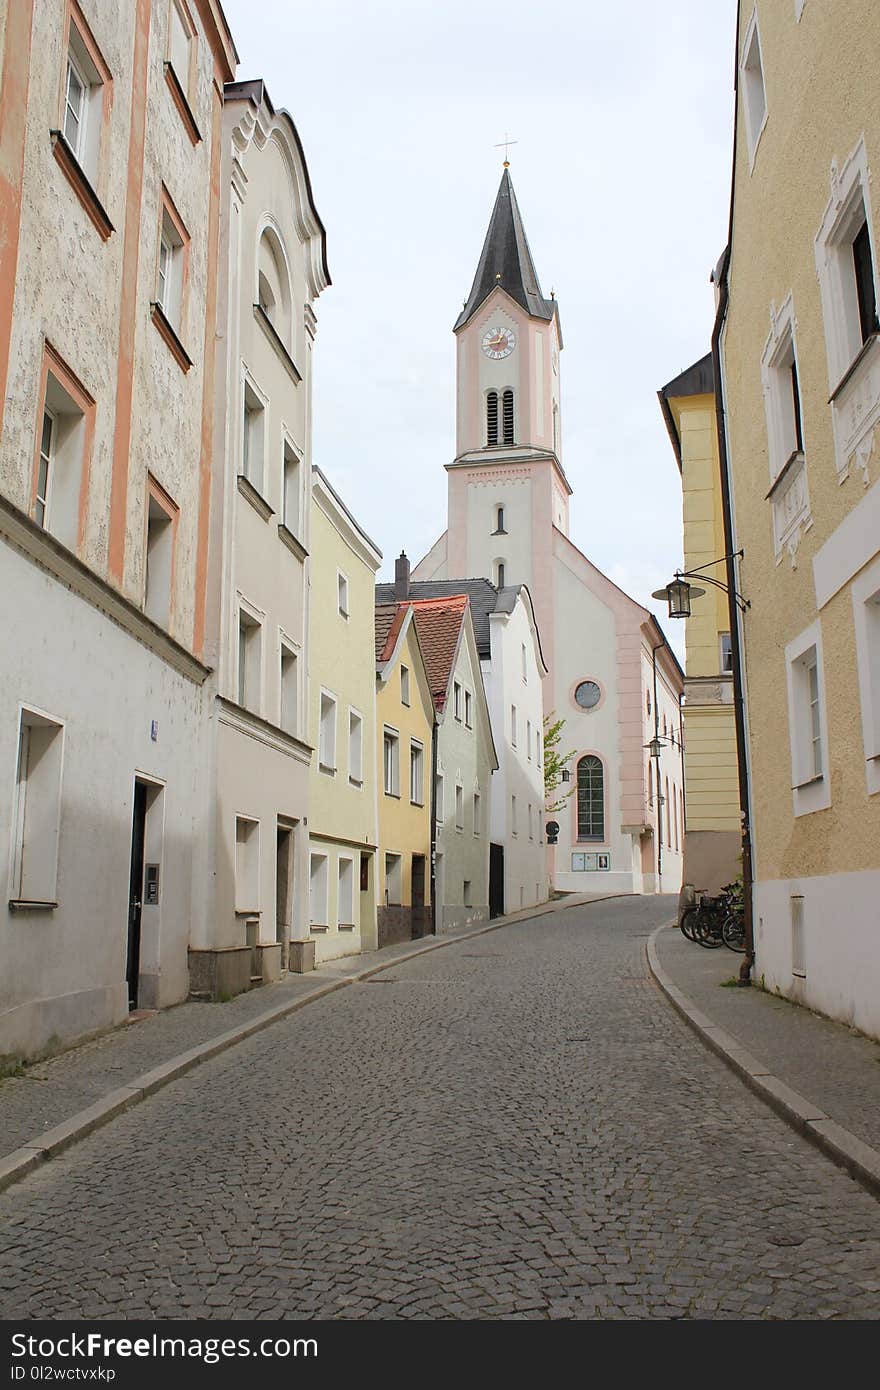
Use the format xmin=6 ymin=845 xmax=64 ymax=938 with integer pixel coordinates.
xmin=454 ymin=168 xmax=557 ymax=330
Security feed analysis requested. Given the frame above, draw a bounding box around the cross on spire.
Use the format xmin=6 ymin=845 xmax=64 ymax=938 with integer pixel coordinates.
xmin=494 ymin=132 xmax=518 ymax=167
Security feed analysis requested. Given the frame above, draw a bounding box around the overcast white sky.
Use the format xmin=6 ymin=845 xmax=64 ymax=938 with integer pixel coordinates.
xmin=222 ymin=0 xmax=737 ymax=658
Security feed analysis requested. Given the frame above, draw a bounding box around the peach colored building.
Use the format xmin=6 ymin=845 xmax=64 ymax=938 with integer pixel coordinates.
xmin=414 ymin=168 xmax=684 ymax=895
xmin=0 ymin=0 xmax=235 ymax=1057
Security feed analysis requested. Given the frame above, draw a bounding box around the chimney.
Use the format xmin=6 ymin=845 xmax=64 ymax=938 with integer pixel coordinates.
xmin=394 ymin=551 xmax=410 ymax=599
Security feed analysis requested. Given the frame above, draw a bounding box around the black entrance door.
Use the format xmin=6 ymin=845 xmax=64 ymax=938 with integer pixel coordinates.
xmin=411 ymin=854 xmax=426 ymax=938
xmin=126 ymin=781 xmax=147 ymax=1010
xmin=489 ymin=842 xmax=504 ymax=918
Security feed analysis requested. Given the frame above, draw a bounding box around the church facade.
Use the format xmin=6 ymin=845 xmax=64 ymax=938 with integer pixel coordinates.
xmin=414 ymin=168 xmax=684 ymax=896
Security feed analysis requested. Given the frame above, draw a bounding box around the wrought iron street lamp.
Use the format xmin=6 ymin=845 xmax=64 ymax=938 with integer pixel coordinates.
xmin=652 ymin=552 xmax=749 ymax=620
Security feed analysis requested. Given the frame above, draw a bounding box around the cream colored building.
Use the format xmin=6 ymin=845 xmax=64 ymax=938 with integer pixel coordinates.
xmin=191 ymin=79 xmax=329 ymax=996
xmin=659 ymin=355 xmax=740 ymax=895
xmin=717 ymin=1 xmax=880 ymax=1035
xmin=0 ymin=0 xmax=234 ymax=1057
xmin=308 ymin=467 xmax=382 ymax=961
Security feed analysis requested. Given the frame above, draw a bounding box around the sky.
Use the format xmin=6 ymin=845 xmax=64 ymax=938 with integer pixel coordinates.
xmin=221 ymin=0 xmax=738 ymax=660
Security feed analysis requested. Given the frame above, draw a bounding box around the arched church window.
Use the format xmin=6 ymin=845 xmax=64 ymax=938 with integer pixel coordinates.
xmin=493 ymin=505 xmax=506 ymax=534
xmin=577 ymin=755 xmax=604 ymax=841
xmin=502 ymin=388 xmax=514 ymax=444
xmin=486 ymin=391 xmax=499 ymax=446
xmin=496 ymin=560 xmax=505 ymax=588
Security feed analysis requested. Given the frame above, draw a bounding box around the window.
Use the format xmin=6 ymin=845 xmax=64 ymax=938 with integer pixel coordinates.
xmin=400 ymin=664 xmax=410 ymax=706
xmin=463 ymin=880 xmax=472 ymax=909
xmin=510 ymin=705 xmax=517 ymax=747
xmin=435 ymin=770 xmax=444 ymax=823
xmin=257 ymin=229 xmax=293 ymax=349
xmin=511 ymin=794 xmax=517 ymax=836
xmin=853 ymin=217 xmax=879 ymax=345
xmin=455 ymin=784 xmax=463 ymax=830
xmin=720 ymin=632 xmax=733 ymax=674
xmin=852 ymin=558 xmax=880 ymax=795
xmin=502 ymin=388 xmax=514 ymax=445
xmin=575 ymin=680 xmax=601 ymax=710
xmin=234 ymin=817 xmax=259 ymax=913
xmin=383 ymin=728 xmax=400 ymax=796
xmin=453 ymin=682 xmax=462 ymax=720
xmin=552 ymin=402 xmax=559 ymax=453
xmin=648 ymin=760 xmax=654 ymax=808
xmin=167 ymin=0 xmax=192 ymax=93
xmin=494 ymin=504 xmax=506 ymax=534
xmin=665 ymin=777 xmax=671 ymax=847
xmin=237 ymin=608 xmax=262 ymax=711
xmin=785 ymin=624 xmax=830 ymax=816
xmin=319 ymin=690 xmax=337 ymax=772
xmin=791 ymin=895 xmax=806 ymax=977
xmin=486 ymin=390 xmax=498 ymax=446
xmin=62 ymin=17 xmax=106 ymax=184
xmin=527 ymin=719 xmax=532 ymax=760
xmin=761 ymin=294 xmax=811 ymax=554
xmin=10 ymin=709 xmax=64 ymax=906
xmin=282 ymin=441 xmax=300 ymax=536
xmin=527 ymin=803 xmax=533 ymax=840
xmin=495 ymin=561 xmax=505 ymax=588
xmin=155 ymin=197 xmax=188 ymax=340
xmin=384 ymin=853 xmax=402 ymax=906
xmin=309 ymin=852 xmax=328 ymax=925
xmin=349 ymin=708 xmax=363 ymax=785
xmin=280 ymin=642 xmax=298 ymax=735
xmin=473 ymin=790 xmax=481 ymax=836
xmin=33 ymin=351 xmax=93 ymax=552
xmin=242 ymin=379 xmax=265 ymax=493
xmin=521 ymin=643 xmax=528 ymax=683
xmin=464 ymin=690 xmax=472 ymax=728
xmin=144 ymin=480 xmax=177 ymax=628
xmin=537 ymin=730 xmax=542 ymax=767
xmin=740 ymin=10 xmax=767 ymax=168
xmin=337 ymin=857 xmax=354 ymax=927
xmin=577 ymin=755 xmax=605 ymax=841
xmin=337 ymin=571 xmax=349 ymax=619
xmin=410 ymin=740 xmax=424 ymax=805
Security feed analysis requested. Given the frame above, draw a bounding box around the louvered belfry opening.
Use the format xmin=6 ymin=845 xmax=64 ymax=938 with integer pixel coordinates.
xmin=502 ymin=388 xmax=514 ymax=444
xmin=486 ymin=391 xmax=499 ymax=445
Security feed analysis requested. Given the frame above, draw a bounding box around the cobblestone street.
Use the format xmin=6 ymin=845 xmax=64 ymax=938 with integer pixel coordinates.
xmin=2 ymin=896 xmax=880 ymax=1320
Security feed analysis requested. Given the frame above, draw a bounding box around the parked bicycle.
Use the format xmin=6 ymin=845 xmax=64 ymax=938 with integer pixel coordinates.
xmin=680 ymin=881 xmax=745 ymax=953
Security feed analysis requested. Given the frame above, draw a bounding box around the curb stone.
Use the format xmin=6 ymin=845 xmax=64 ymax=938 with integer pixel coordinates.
xmin=646 ymin=924 xmax=880 ymax=1201
xmin=0 ymin=891 xmax=630 ymax=1193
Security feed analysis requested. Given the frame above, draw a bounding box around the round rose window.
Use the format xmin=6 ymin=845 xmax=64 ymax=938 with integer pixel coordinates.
xmin=574 ymin=680 xmax=601 ymax=710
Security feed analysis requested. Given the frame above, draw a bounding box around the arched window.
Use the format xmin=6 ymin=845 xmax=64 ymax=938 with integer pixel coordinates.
xmin=673 ymin=787 xmax=679 ymax=850
xmin=495 ymin=504 xmax=506 ymax=533
xmin=665 ymin=776 xmax=671 ymax=846
xmin=486 ymin=391 xmax=499 ymax=445
xmin=502 ymin=388 xmax=514 ymax=444
xmin=648 ymin=761 xmax=653 ymax=807
xmin=577 ymin=755 xmax=604 ymax=841
xmin=257 ymin=228 xmax=292 ymax=348
xmin=552 ymin=401 xmax=559 ymax=452
xmin=495 ymin=560 xmax=505 ymax=588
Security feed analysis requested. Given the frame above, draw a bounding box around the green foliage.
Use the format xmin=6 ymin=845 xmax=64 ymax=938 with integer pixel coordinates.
xmin=543 ymin=713 xmax=576 ymax=812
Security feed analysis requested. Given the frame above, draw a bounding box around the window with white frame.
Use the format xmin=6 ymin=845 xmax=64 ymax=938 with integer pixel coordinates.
xmin=473 ymin=789 xmax=481 ymax=836
xmin=337 ymin=571 xmax=349 ymax=619
xmin=495 ymin=560 xmax=506 ymax=588
xmin=511 ymin=794 xmax=517 ymax=835
xmin=510 ymin=704 xmax=517 ymax=746
xmin=853 ymin=559 xmax=880 ymax=796
xmin=720 ymin=632 xmax=733 ymax=674
xmin=785 ymin=625 xmax=830 ymax=816
xmin=526 ymin=718 xmax=532 ymax=760
xmin=279 ymin=641 xmax=298 ymax=735
xmin=337 ymin=857 xmax=354 ymax=927
xmin=400 ymin=664 xmax=410 ymax=706
xmin=815 ymin=138 xmax=880 ymax=481
xmin=384 ymin=852 xmax=402 ymax=906
xmin=740 ymin=9 xmax=767 ymax=169
xmin=167 ymin=0 xmax=192 ymax=94
xmin=11 ymin=709 xmax=64 ymax=906
xmin=282 ymin=440 xmax=300 ymax=536
xmin=527 ymin=803 xmax=533 ymax=840
xmin=348 ymin=708 xmax=363 ymax=785
xmin=234 ymin=816 xmax=259 ymax=913
xmin=409 ymin=740 xmax=424 ymax=805
xmin=35 ymin=365 xmax=90 ymax=551
xmin=383 ymin=727 xmax=399 ymax=796
xmin=257 ymin=229 xmax=293 ymax=349
xmin=521 ymin=643 xmax=527 ymax=682
xmin=62 ymin=23 xmax=104 ymax=183
xmin=318 ymin=690 xmax=337 ymax=772
xmin=242 ymin=379 xmax=265 ymax=493
xmin=309 ymin=852 xmax=328 ymax=925
xmin=455 ymin=783 xmax=463 ymax=830
xmin=156 ymin=206 xmax=185 ymax=332
xmin=144 ymin=487 xmax=176 ymax=629
xmin=237 ymin=607 xmax=262 ymax=712
xmin=435 ymin=770 xmax=444 ymax=823
xmin=453 ymin=681 xmax=462 ymax=720
xmin=761 ymin=294 xmax=811 ymax=557
xmin=464 ymin=690 xmax=472 ymax=728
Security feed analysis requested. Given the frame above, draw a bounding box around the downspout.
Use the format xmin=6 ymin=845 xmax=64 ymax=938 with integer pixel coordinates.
xmin=652 ymin=640 xmax=664 ymax=893
xmin=429 ymin=714 xmax=438 ymax=936
xmin=712 ymin=253 xmax=755 ymax=985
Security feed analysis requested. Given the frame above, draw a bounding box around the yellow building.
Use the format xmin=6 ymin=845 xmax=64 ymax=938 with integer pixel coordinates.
xmin=374 ymin=599 xmax=435 ymax=946
xmin=659 ymin=356 xmax=740 ymax=895
xmin=308 ymin=468 xmax=382 ymax=961
xmin=717 ymin=1 xmax=880 ymax=1035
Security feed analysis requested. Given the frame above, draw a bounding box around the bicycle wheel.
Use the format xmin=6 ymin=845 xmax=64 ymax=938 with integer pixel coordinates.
xmin=695 ymin=911 xmax=725 ymax=948
xmin=680 ymin=908 xmax=699 ymax=942
xmin=722 ymin=914 xmax=746 ymax=953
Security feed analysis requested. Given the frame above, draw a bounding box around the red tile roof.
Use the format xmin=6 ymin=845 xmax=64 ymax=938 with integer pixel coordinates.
xmin=374 ymin=603 xmax=405 ymax=665
xmin=407 ymin=594 xmax=469 ymax=712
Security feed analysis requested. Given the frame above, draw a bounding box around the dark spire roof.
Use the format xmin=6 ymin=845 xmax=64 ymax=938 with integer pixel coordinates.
xmin=454 ymin=168 xmax=556 ymax=330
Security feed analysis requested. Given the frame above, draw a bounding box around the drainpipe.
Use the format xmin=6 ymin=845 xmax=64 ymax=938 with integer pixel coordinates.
xmin=712 ymin=248 xmax=755 ymax=986
xmin=652 ymin=641 xmax=664 ymax=894
xmin=429 ymin=714 xmax=438 ymax=936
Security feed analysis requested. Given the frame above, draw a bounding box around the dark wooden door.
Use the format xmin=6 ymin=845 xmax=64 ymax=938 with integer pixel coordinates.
xmin=489 ymin=842 xmax=504 ymax=918
xmin=411 ymin=854 xmax=426 ymax=937
xmin=126 ymin=781 xmax=147 ymax=1009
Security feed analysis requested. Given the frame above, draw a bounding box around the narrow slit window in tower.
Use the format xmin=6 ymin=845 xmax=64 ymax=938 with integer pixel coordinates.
xmin=502 ymin=389 xmax=514 ymax=444
xmin=486 ymin=391 xmax=499 ymax=445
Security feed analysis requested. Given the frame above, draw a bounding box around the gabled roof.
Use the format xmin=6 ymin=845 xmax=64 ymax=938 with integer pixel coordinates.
xmin=375 ymin=578 xmax=500 ymax=657
xmin=657 ymin=351 xmax=714 ymax=471
xmin=454 ymin=168 xmax=557 ymax=330
xmin=374 ymin=603 xmax=405 ymax=665
xmin=407 ymin=595 xmax=469 ymax=712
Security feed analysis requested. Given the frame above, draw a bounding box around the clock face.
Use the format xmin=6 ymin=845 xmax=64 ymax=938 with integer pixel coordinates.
xmin=481 ymin=325 xmax=516 ymax=359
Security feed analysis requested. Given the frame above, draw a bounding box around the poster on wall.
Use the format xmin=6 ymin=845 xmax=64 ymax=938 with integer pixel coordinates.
xmin=570 ymin=852 xmax=610 ymax=872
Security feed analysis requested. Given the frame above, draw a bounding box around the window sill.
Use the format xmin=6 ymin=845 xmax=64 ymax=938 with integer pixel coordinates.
xmin=828 ymin=332 xmax=879 ymax=404
xmin=465 ymin=722 xmax=472 ymax=730
xmin=765 ymin=448 xmax=806 ymax=501
xmin=254 ymin=303 xmax=302 ymax=384
xmin=792 ymin=773 xmax=824 ymax=790
xmin=318 ymin=763 xmax=336 ymax=776
xmin=491 ymin=528 xmax=508 ymax=536
xmin=349 ymin=776 xmax=363 ymax=788
xmin=277 ymin=523 xmax=308 ymax=561
xmin=309 ymin=925 xmax=328 ymax=934
xmin=338 ymin=924 xmax=355 ymax=932
xmin=163 ymin=62 xmax=202 ymax=146
xmin=384 ymin=790 xmax=400 ymax=799
xmin=9 ymin=899 xmax=58 ymax=913
xmin=338 ymin=609 xmax=349 ymax=620
xmin=150 ymin=302 xmax=193 ymax=373
xmin=237 ymin=474 xmax=275 ymax=521
xmin=411 ymin=800 xmax=424 ymax=808
xmin=50 ymin=130 xmax=114 ymax=241
xmin=234 ymin=908 xmax=260 ymax=918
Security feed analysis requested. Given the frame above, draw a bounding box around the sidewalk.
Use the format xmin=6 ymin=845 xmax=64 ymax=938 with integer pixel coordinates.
xmin=0 ymin=891 xmax=622 ymax=1191
xmin=649 ymin=923 xmax=880 ymax=1198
